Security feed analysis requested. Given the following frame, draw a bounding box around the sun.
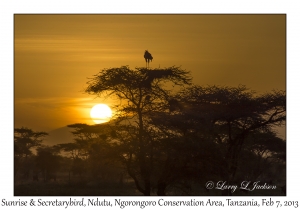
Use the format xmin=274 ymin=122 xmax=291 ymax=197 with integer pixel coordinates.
xmin=90 ymin=104 xmax=112 ymax=124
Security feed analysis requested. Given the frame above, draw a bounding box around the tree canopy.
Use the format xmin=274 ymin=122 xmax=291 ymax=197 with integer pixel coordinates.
xmin=84 ymin=66 xmax=285 ymax=195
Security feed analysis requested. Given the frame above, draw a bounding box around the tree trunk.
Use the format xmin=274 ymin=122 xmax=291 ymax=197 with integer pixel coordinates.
xmin=137 ymin=107 xmax=151 ymax=196
xmin=157 ymin=181 xmax=167 ymax=196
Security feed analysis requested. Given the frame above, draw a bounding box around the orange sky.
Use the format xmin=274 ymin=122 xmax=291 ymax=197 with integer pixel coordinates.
xmin=14 ymin=14 xmax=286 ymax=132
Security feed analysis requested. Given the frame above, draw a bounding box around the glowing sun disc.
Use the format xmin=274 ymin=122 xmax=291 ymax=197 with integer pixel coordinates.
xmin=90 ymin=104 xmax=112 ymax=124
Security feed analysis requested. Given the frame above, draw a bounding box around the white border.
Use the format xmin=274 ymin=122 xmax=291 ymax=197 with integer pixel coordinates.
xmin=1 ymin=1 xmax=299 ymax=209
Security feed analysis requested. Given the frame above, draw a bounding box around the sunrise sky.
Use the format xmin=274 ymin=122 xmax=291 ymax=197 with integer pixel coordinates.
xmin=14 ymin=14 xmax=286 ymax=132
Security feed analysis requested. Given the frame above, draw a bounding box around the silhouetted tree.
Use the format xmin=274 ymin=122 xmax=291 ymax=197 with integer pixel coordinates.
xmin=147 ymin=85 xmax=285 ymax=195
xmin=235 ymin=129 xmax=286 ymax=184
xmin=148 ymin=102 xmax=226 ymax=195
xmin=83 ymin=66 xmax=285 ymax=196
xmin=85 ymin=66 xmax=191 ymax=195
xmin=57 ymin=123 xmax=122 ymax=183
xmin=172 ymin=85 xmax=286 ymax=195
xmin=35 ymin=146 xmax=61 ymax=182
xmin=14 ymin=127 xmax=47 ymax=180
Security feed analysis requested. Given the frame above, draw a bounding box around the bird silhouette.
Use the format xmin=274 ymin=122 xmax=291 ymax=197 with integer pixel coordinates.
xmin=144 ymin=50 xmax=153 ymax=68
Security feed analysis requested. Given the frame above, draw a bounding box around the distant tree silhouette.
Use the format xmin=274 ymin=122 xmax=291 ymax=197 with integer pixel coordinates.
xmin=57 ymin=123 xmax=123 ymax=183
xmin=35 ymin=146 xmax=61 ymax=182
xmin=14 ymin=127 xmax=47 ymax=158
xmin=14 ymin=127 xmax=47 ymax=180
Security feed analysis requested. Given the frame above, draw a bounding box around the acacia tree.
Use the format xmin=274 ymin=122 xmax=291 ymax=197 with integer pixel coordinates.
xmin=149 ymin=110 xmax=226 ymax=195
xmin=173 ymin=85 xmax=286 ymax=195
xmin=57 ymin=123 xmax=117 ymax=181
xmin=35 ymin=146 xmax=61 ymax=181
xmin=14 ymin=127 xmax=48 ymax=179
xmin=85 ymin=66 xmax=191 ymax=195
xmin=236 ymin=129 xmax=286 ymax=182
xmin=148 ymin=85 xmax=285 ymax=195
